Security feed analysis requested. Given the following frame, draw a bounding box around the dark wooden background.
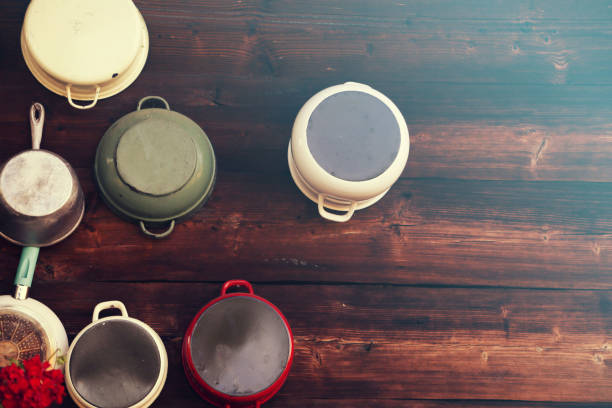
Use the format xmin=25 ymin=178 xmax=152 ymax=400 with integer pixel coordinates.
xmin=1 ymin=0 xmax=612 ymax=406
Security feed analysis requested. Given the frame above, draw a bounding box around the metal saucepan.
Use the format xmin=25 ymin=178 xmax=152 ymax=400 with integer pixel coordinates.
xmin=65 ymin=301 xmax=168 ymax=408
xmin=0 ymin=103 xmax=84 ymax=368
xmin=183 ymin=280 xmax=294 ymax=408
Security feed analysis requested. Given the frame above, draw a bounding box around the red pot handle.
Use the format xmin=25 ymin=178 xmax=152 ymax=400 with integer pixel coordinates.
xmin=224 ymin=404 xmax=261 ymax=408
xmin=221 ymin=280 xmax=254 ymax=296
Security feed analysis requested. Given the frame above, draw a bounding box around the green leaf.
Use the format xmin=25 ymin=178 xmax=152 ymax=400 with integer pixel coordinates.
xmin=7 ymin=358 xmax=23 ymax=369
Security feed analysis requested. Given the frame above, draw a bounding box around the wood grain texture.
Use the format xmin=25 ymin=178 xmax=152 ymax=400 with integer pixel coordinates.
xmin=1 ymin=174 xmax=610 ymax=289
xmin=5 ymin=282 xmax=612 ymax=404
xmin=0 ymin=0 xmax=611 ymax=406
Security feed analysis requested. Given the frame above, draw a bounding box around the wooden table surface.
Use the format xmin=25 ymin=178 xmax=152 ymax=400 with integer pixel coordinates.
xmin=1 ymin=1 xmax=612 ymax=407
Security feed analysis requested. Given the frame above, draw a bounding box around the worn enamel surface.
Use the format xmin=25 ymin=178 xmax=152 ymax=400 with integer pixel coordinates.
xmin=0 ymin=151 xmax=73 ymax=217
xmin=23 ymin=0 xmax=142 ymax=85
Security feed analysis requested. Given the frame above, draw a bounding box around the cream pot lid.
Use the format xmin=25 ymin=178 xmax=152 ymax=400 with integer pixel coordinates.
xmin=23 ymin=0 xmax=143 ymax=86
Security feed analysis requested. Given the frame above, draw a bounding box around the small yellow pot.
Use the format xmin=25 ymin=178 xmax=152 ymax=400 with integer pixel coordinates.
xmin=21 ymin=0 xmax=149 ymax=110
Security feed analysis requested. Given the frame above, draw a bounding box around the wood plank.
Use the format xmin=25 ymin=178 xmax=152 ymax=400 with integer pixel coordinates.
xmin=1 ymin=88 xmax=612 ymax=182
xmin=2 ymin=0 xmax=612 ymax=181
xmin=5 ymin=282 xmax=612 ymax=403
xmin=0 ymin=175 xmax=609 ymax=289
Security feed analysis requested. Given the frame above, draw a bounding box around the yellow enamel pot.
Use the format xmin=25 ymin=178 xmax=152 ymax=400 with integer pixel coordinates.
xmin=21 ymin=0 xmax=149 ymax=110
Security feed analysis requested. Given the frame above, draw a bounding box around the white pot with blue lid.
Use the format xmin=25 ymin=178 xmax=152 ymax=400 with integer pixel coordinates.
xmin=288 ymin=82 xmax=409 ymax=222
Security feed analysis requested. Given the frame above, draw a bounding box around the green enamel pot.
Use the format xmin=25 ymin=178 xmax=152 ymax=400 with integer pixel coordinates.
xmin=94 ymin=96 xmax=216 ymax=239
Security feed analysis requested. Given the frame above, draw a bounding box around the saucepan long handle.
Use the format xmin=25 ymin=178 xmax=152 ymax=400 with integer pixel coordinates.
xmin=30 ymin=103 xmax=44 ymax=150
xmin=14 ymin=246 xmax=39 ymax=300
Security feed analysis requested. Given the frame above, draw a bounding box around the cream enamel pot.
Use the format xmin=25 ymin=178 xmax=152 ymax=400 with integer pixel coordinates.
xmin=288 ymin=82 xmax=409 ymax=222
xmin=183 ymin=280 xmax=294 ymax=408
xmin=21 ymin=0 xmax=149 ymax=109
xmin=0 ymin=103 xmax=84 ymax=368
xmin=65 ymin=301 xmax=168 ymax=408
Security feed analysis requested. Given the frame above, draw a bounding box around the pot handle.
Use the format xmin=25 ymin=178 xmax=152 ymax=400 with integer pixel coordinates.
xmin=137 ymin=96 xmax=170 ymax=111
xmin=30 ymin=103 xmax=44 ymax=150
xmin=221 ymin=280 xmax=254 ymax=296
xmin=317 ymin=194 xmax=356 ymax=222
xmin=66 ymin=84 xmax=100 ymax=110
xmin=140 ymin=220 xmax=175 ymax=239
xmin=93 ymin=300 xmax=128 ymax=322
xmin=13 ymin=247 xmax=40 ymax=300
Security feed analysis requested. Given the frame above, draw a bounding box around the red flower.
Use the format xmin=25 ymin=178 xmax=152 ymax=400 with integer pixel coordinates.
xmin=0 ymin=355 xmax=65 ymax=408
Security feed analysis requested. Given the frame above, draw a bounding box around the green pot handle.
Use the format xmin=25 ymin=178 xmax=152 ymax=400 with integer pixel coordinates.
xmin=139 ymin=220 xmax=175 ymax=239
xmin=14 ymin=246 xmax=39 ymax=288
xmin=137 ymin=96 xmax=170 ymax=111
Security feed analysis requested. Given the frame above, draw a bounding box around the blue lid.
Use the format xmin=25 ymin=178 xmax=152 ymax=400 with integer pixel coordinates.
xmin=306 ymin=91 xmax=401 ymax=181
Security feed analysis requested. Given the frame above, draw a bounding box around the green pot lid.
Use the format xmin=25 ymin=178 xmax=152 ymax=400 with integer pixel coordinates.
xmin=95 ymin=96 xmax=216 ymax=235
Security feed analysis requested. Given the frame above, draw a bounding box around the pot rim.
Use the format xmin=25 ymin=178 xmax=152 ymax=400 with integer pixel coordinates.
xmin=290 ymin=81 xmax=409 ymax=202
xmin=288 ymin=142 xmax=389 ymax=212
xmin=95 ymin=164 xmax=216 ymax=225
xmin=65 ymin=302 xmax=168 ymax=408
xmin=182 ymin=281 xmax=294 ymax=407
xmin=0 ymin=296 xmax=68 ymax=370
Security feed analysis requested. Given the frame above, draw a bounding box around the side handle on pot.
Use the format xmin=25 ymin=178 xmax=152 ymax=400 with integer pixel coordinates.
xmin=93 ymin=301 xmax=128 ymax=322
xmin=140 ymin=220 xmax=175 ymax=239
xmin=317 ymin=195 xmax=356 ymax=222
xmin=221 ymin=280 xmax=254 ymax=295
xmin=137 ymin=96 xmax=170 ymax=111
xmin=66 ymin=84 xmax=100 ymax=110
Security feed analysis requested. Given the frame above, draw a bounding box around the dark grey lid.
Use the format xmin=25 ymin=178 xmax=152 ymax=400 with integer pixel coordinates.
xmin=69 ymin=320 xmax=161 ymax=408
xmin=190 ymin=296 xmax=291 ymax=396
xmin=306 ymin=90 xmax=401 ymax=181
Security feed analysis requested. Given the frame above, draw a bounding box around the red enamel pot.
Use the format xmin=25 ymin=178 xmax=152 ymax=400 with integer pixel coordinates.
xmin=182 ymin=280 xmax=294 ymax=408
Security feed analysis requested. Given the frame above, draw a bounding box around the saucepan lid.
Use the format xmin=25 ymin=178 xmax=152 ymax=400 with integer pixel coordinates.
xmin=66 ymin=301 xmax=168 ymax=408
xmin=182 ymin=280 xmax=294 ymax=408
xmin=94 ymin=96 xmax=216 ymax=238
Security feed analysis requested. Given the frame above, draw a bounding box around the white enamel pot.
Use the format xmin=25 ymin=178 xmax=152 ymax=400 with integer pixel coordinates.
xmin=288 ymin=82 xmax=409 ymax=222
xmin=0 ymin=267 xmax=68 ymax=370
xmin=65 ymin=301 xmax=168 ymax=408
xmin=21 ymin=0 xmax=149 ymax=109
